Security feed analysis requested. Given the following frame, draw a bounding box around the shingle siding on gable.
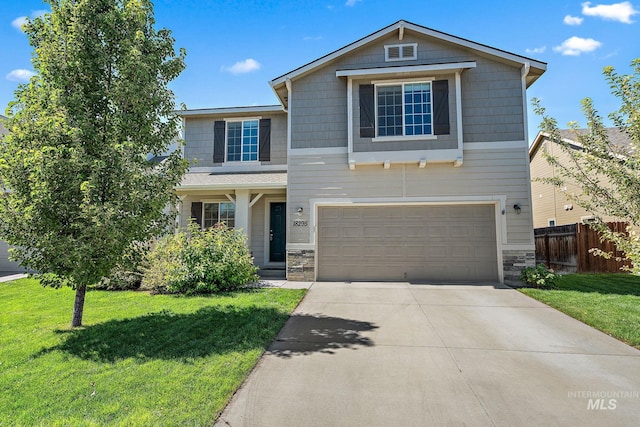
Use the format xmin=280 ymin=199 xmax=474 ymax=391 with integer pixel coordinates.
xmin=289 ymin=31 xmax=525 ymax=150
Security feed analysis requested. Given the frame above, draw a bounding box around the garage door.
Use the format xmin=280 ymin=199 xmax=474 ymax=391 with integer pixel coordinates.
xmin=0 ymin=240 xmax=24 ymax=273
xmin=317 ymin=205 xmax=498 ymax=282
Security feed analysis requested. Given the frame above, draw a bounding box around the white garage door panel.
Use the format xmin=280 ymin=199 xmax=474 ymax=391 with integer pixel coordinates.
xmin=317 ymin=205 xmax=498 ymax=282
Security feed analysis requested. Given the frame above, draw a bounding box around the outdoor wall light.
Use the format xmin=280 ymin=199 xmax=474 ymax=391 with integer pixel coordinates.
xmin=513 ymin=203 xmax=521 ymax=214
xmin=296 ymin=207 xmax=304 ymax=216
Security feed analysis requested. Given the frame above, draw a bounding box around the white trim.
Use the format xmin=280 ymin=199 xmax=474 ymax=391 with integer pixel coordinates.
xmin=371 ymin=76 xmax=435 ymax=85
xmin=223 ymin=116 xmax=262 ymax=122
xmin=178 ymin=182 xmax=287 ymax=191
xmin=178 ymin=105 xmax=283 ymax=116
xmin=286 ymin=243 xmax=314 ymax=250
xmin=548 ymin=218 xmax=557 ymax=227
xmin=263 ymin=197 xmax=287 ymax=268
xmin=347 ymin=78 xmax=354 ymax=158
xmin=307 ymin=196 xmax=508 ymax=283
xmin=337 ymin=62 xmax=475 ymax=78
xmin=225 ymin=119 xmax=260 ymax=163
xmin=502 ymin=244 xmax=535 ymax=251
xmin=372 ymin=135 xmax=437 ymax=143
xmin=455 ymin=71 xmax=463 ymax=156
xmin=288 ymin=147 xmax=348 ymax=156
xmin=224 ymin=194 xmax=235 ymax=203
xmin=349 ymin=148 xmax=462 ymax=165
xmin=464 ymin=140 xmax=526 ymax=150
xmin=249 ymin=193 xmax=264 ymax=208
xmin=188 ymin=165 xmax=287 ymax=173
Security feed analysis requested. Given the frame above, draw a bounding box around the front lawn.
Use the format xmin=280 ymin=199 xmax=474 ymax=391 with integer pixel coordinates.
xmin=0 ymin=278 xmax=305 ymax=426
xmin=519 ymin=274 xmax=640 ymax=349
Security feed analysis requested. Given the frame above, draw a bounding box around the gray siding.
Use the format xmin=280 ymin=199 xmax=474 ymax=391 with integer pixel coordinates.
xmin=290 ymin=30 xmax=525 ymax=149
xmin=287 ymin=146 xmax=532 ymax=245
xmin=184 ymin=113 xmax=287 ymax=167
xmin=290 ymin=69 xmax=348 ymax=149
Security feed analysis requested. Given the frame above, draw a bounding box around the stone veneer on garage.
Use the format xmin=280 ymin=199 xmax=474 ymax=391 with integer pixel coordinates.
xmin=286 ymin=249 xmax=315 ymax=281
xmin=502 ymin=250 xmax=535 ymax=286
xmin=288 ymin=248 xmax=535 ymax=285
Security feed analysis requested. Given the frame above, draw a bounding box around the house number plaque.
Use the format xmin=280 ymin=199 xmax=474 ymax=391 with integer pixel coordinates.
xmin=293 ymin=220 xmax=308 ymax=227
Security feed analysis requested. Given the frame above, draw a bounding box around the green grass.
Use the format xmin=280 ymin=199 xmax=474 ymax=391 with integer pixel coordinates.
xmin=0 ymin=278 xmax=306 ymax=426
xmin=519 ymin=274 xmax=640 ymax=349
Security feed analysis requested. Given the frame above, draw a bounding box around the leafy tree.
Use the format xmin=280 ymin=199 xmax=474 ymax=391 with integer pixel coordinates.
xmin=0 ymin=0 xmax=187 ymax=326
xmin=532 ymin=58 xmax=640 ymax=273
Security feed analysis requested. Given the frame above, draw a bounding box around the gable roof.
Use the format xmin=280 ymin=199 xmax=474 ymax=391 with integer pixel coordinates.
xmin=270 ymin=20 xmax=546 ymax=106
xmin=529 ymin=128 xmax=633 ymax=160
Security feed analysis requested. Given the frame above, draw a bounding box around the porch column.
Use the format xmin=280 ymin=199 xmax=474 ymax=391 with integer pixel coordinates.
xmin=235 ymin=189 xmax=251 ymax=243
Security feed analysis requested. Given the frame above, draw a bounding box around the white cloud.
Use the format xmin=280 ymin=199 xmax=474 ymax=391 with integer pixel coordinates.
xmin=6 ymin=69 xmax=36 ymax=82
xmin=11 ymin=10 xmax=48 ymax=31
xmin=581 ymin=1 xmax=639 ymax=23
xmin=525 ymin=46 xmax=547 ymax=54
xmin=345 ymin=0 xmax=362 ymax=6
xmin=553 ymin=36 xmax=602 ymax=55
xmin=11 ymin=16 xmax=27 ymax=30
xmin=563 ymin=14 xmax=584 ymax=25
xmin=221 ymin=58 xmax=261 ymax=75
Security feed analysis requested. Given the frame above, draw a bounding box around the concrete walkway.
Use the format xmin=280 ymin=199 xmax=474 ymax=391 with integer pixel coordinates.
xmin=216 ymin=282 xmax=640 ymax=427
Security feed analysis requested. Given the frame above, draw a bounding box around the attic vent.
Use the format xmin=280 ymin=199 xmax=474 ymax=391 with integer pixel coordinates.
xmin=385 ymin=43 xmax=417 ymax=62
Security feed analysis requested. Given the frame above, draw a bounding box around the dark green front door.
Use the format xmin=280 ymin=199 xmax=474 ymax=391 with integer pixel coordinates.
xmin=269 ymin=202 xmax=286 ymax=262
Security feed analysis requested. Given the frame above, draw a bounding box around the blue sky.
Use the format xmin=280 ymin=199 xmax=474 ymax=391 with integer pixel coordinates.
xmin=2 ymin=0 xmax=639 ymax=143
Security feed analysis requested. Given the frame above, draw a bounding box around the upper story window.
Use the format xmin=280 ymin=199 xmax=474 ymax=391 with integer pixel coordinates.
xmin=359 ymin=79 xmax=449 ymax=140
xmin=213 ymin=118 xmax=271 ymax=163
xmin=377 ymin=82 xmax=432 ymax=137
xmin=385 ymin=43 xmax=417 ymax=62
xmin=227 ymin=120 xmax=258 ymax=162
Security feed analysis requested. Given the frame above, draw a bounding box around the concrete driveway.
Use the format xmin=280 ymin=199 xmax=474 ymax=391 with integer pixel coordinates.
xmin=216 ymin=282 xmax=640 ymax=427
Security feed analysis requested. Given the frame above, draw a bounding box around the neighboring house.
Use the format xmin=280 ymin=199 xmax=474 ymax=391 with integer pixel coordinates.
xmin=0 ymin=115 xmax=26 ymax=273
xmin=176 ymin=20 xmax=546 ymax=284
xmin=529 ymin=128 xmax=630 ymax=228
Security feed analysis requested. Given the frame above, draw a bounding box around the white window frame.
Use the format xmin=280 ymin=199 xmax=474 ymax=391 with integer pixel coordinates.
xmin=548 ymin=218 xmax=556 ymax=227
xmin=372 ymin=78 xmax=436 ymax=142
xmin=225 ymin=117 xmax=260 ymax=163
xmin=203 ymin=201 xmax=236 ymax=229
xmin=384 ymin=43 xmax=418 ymax=62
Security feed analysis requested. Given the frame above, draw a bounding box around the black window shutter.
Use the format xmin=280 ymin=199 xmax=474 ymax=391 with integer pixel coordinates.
xmin=213 ymin=121 xmax=225 ymax=163
xmin=433 ymin=80 xmax=450 ymax=135
xmin=259 ymin=118 xmax=271 ymax=161
xmin=359 ymin=84 xmax=375 ymax=138
xmin=190 ymin=201 xmax=203 ymax=228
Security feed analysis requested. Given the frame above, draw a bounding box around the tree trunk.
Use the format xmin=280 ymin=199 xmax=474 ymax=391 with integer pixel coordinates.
xmin=71 ymin=284 xmax=87 ymax=327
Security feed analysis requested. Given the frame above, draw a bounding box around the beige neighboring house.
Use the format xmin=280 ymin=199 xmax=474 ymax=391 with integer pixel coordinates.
xmin=0 ymin=115 xmax=26 ymax=272
xmin=529 ymin=128 xmax=631 ymax=229
xmin=176 ymin=20 xmax=546 ymax=284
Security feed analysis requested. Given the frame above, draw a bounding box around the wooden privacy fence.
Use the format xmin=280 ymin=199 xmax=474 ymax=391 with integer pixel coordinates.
xmin=534 ymin=222 xmax=629 ymax=274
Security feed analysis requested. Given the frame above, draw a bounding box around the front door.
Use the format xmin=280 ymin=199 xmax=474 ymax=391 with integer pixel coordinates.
xmin=269 ymin=202 xmax=286 ymax=263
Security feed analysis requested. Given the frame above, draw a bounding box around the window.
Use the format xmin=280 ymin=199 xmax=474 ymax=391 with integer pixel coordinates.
xmin=227 ymin=120 xmax=258 ymax=162
xmin=203 ymin=202 xmax=235 ymax=228
xmin=213 ymin=118 xmax=270 ymax=164
xmin=548 ymin=219 xmax=556 ymax=227
xmin=377 ymin=82 xmax=432 ymax=137
xmin=384 ymin=43 xmax=417 ymax=62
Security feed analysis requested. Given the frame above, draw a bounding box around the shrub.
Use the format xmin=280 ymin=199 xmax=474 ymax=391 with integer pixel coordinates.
xmin=94 ymin=243 xmax=147 ymax=290
xmin=520 ymin=264 xmax=560 ymax=289
xmin=142 ymin=223 xmax=259 ymax=294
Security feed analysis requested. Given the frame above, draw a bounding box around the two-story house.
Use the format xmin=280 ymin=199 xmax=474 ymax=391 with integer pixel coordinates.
xmin=529 ymin=128 xmax=630 ymax=228
xmin=176 ymin=20 xmax=546 ymax=285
